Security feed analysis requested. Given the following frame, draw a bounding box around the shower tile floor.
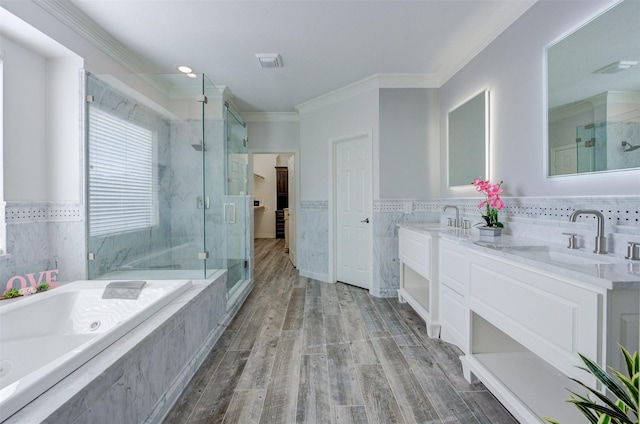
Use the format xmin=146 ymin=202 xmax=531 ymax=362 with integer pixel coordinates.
xmin=163 ymin=239 xmax=518 ymax=423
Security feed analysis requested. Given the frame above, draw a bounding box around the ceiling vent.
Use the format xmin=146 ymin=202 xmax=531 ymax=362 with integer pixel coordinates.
xmin=594 ymin=60 xmax=638 ymax=74
xmin=256 ymin=54 xmax=282 ymax=68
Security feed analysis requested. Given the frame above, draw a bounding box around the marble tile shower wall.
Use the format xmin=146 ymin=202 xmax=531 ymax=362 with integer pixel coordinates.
xmin=87 ymin=75 xmax=230 ymax=276
xmin=168 ymin=119 xmax=227 ymax=271
xmin=87 ymin=75 xmax=173 ymax=278
xmin=1 ymin=202 xmax=85 ymax=286
xmin=608 ymin=121 xmax=640 ymax=171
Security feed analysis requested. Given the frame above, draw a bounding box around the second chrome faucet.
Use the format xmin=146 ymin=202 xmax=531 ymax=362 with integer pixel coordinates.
xmin=444 ymin=205 xmax=460 ymax=228
xmin=569 ymin=209 xmax=607 ymax=254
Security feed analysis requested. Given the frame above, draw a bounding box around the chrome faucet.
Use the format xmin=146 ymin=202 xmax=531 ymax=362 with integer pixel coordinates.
xmin=444 ymin=205 xmax=460 ymax=228
xmin=569 ymin=210 xmax=607 ymax=254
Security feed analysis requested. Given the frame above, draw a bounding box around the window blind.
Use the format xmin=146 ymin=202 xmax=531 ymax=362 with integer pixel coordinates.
xmin=88 ymin=106 xmax=157 ymax=237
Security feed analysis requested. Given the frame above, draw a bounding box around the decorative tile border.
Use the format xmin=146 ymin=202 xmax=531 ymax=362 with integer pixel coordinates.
xmin=373 ymin=197 xmax=640 ymax=228
xmin=5 ymin=202 xmax=83 ymax=223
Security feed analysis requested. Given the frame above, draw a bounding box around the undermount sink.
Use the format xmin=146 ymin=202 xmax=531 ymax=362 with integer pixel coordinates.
xmin=507 ymin=245 xmax=615 ymax=266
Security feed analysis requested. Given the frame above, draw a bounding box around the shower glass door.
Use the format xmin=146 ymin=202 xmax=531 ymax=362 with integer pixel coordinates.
xmin=224 ymin=104 xmax=249 ymax=295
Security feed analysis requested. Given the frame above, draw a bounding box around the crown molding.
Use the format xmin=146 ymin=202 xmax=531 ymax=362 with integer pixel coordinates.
xmin=243 ymin=112 xmax=300 ymax=123
xmin=296 ymin=73 xmax=439 ymax=114
xmin=377 ymin=73 xmax=440 ymax=88
xmin=33 ymin=0 xmax=153 ymax=74
xmin=296 ymin=74 xmax=379 ymax=114
xmin=438 ymin=0 xmax=538 ymax=86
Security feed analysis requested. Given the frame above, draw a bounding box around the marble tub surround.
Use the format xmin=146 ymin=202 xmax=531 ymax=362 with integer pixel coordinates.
xmin=3 ymin=271 xmax=230 ymax=424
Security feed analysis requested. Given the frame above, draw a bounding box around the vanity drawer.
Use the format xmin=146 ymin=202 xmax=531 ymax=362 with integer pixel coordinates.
xmin=399 ymin=227 xmax=432 ymax=279
xmin=439 ymin=239 xmax=469 ymax=295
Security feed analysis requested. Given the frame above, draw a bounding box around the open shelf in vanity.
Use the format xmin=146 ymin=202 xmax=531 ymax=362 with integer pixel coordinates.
xmin=462 ymin=313 xmax=585 ymax=423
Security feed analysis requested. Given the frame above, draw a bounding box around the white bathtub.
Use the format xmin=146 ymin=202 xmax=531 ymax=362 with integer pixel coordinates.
xmin=0 ymin=279 xmax=192 ymax=422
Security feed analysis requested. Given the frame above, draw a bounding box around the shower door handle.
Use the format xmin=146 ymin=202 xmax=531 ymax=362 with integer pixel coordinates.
xmin=197 ymin=196 xmax=210 ymax=209
xmin=224 ymin=203 xmax=236 ymax=224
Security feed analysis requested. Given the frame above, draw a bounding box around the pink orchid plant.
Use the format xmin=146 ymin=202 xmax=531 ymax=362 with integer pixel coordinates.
xmin=472 ymin=178 xmax=505 ymax=228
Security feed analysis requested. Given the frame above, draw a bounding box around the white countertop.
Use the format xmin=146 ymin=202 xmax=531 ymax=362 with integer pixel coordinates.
xmin=398 ymin=223 xmax=640 ymax=291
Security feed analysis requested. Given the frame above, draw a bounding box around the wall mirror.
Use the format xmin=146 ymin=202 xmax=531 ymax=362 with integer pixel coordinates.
xmin=547 ymin=0 xmax=640 ymax=176
xmin=448 ymin=90 xmax=488 ymax=187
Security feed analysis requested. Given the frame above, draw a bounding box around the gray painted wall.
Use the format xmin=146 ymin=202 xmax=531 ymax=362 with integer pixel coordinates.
xmin=438 ymin=0 xmax=636 ymax=198
xmin=379 ymin=88 xmax=438 ymax=199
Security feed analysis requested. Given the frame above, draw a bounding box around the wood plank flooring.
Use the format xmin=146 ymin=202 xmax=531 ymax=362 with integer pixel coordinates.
xmin=163 ymin=239 xmax=519 ymax=424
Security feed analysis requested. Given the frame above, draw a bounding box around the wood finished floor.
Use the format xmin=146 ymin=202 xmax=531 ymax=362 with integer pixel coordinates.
xmin=163 ymin=239 xmax=519 ymax=424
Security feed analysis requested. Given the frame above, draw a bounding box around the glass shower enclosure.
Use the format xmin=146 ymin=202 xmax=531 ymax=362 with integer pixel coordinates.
xmin=85 ymin=72 xmax=250 ymax=294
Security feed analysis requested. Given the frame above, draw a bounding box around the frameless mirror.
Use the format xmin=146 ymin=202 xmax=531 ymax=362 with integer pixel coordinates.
xmin=448 ymin=90 xmax=488 ymax=187
xmin=547 ymin=0 xmax=640 ymax=176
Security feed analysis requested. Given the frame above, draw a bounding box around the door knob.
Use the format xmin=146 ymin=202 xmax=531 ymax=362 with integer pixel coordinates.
xmin=361 ymin=218 xmax=370 ymax=223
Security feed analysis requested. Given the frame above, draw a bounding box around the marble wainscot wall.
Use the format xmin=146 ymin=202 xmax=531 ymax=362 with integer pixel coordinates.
xmin=1 ymin=202 xmax=85 ymax=288
xmin=372 ymin=195 xmax=639 ymax=298
xmin=297 ymin=200 xmax=329 ymax=282
xmin=295 ymin=196 xmax=638 ymax=298
xmin=372 ymin=200 xmax=441 ymax=297
xmin=4 ymin=272 xmax=230 ymax=424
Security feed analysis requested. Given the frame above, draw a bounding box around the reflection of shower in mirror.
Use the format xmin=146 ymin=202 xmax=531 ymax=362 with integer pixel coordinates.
xmin=621 ymin=141 xmax=640 ymax=152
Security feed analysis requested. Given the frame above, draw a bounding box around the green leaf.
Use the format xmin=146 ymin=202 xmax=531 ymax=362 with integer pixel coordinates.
xmin=571 ymin=402 xmax=602 ymax=424
xmin=612 ymin=371 xmax=639 ymax=410
xmin=620 ymin=346 xmax=639 ymax=379
xmin=568 ymin=400 xmax=633 ymax=424
xmin=578 ymin=353 xmax=636 ymax=411
xmin=567 ymin=377 xmax=631 ymax=415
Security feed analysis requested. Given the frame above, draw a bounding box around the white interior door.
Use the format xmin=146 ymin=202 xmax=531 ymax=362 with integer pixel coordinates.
xmin=551 ymin=145 xmax=577 ymax=175
xmin=335 ymin=135 xmax=372 ymax=289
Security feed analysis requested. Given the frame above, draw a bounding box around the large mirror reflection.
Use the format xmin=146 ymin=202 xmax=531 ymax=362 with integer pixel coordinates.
xmin=448 ymin=90 xmax=488 ymax=186
xmin=547 ymin=0 xmax=640 ymax=176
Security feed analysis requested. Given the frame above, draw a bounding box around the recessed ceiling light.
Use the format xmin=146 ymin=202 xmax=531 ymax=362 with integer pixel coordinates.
xmin=177 ymin=65 xmax=193 ymax=74
xmin=186 ymin=73 xmax=197 ymax=79
xmin=594 ymin=60 xmax=638 ymax=74
xmin=256 ymin=54 xmax=282 ymax=68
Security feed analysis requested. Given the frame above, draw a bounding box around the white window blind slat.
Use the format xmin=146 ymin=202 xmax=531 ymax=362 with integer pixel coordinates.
xmin=88 ymin=106 xmax=157 ymax=237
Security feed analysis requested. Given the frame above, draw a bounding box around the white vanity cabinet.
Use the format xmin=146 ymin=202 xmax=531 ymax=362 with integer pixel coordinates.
xmin=458 ymin=248 xmax=605 ymax=423
xmin=398 ymin=226 xmax=639 ymax=423
xmin=398 ymin=226 xmax=440 ymax=337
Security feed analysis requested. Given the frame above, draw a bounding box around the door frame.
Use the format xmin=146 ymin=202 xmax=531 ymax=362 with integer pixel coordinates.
xmin=248 ymin=148 xmax=299 ymax=261
xmin=328 ymin=130 xmax=373 ymax=287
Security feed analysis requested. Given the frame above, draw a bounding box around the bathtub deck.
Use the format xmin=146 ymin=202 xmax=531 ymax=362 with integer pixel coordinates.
xmin=163 ymin=239 xmax=519 ymax=424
